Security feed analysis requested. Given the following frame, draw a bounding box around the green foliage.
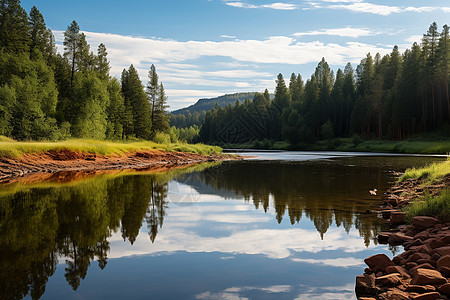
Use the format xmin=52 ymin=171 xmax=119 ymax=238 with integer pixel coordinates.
xmin=404 ymin=189 xmax=450 ymax=223
xmin=0 ymin=136 xmax=222 ymax=157
xmin=399 ymin=160 xmax=450 ymax=183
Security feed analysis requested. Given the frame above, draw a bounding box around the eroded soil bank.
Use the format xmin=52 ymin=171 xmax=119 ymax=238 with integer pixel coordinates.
xmin=0 ymin=150 xmax=240 ymax=184
xmin=356 ymin=175 xmax=450 ymax=300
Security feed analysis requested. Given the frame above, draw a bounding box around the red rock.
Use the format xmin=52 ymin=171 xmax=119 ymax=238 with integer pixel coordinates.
xmin=406 ymin=262 xmax=419 ymax=270
xmin=388 ymin=233 xmax=414 ymax=245
xmin=440 ymin=266 xmax=450 ymax=277
xmin=386 ymin=265 xmax=410 ymax=278
xmin=385 ymin=291 xmax=411 ymax=300
xmin=414 ymin=244 xmax=433 ymax=254
xmin=411 ymin=292 xmax=442 ymax=300
xmin=355 ymin=274 xmax=378 ymax=296
xmin=416 ymin=259 xmax=436 ymax=267
xmin=393 ymin=255 xmax=403 ymax=265
xmin=375 ymin=273 xmax=403 ymax=286
xmin=391 ymin=211 xmax=407 ymax=225
xmin=406 ymin=285 xmax=435 ymax=293
xmin=377 ymin=233 xmax=389 ymax=244
xmin=410 ymin=263 xmax=436 ymax=275
xmin=431 ymin=253 xmax=442 ymax=261
xmin=364 ymin=254 xmax=395 ymax=272
xmin=375 ymin=271 xmax=383 ymax=277
xmin=358 ymin=298 xmax=376 ymax=300
xmin=364 ymin=268 xmax=374 ymax=275
xmin=415 ymin=231 xmax=431 ymax=241
xmin=411 ymin=268 xmax=447 ymax=285
xmin=437 ymin=255 xmax=450 ymax=270
xmin=428 ymin=239 xmax=446 ymax=249
xmin=413 ymin=216 xmax=441 ymax=230
xmin=439 ymin=282 xmax=450 ymax=296
xmin=433 ymin=246 xmax=450 ymax=257
xmin=410 ymin=253 xmax=432 ymax=262
xmin=406 ymin=239 xmax=424 ymax=249
xmin=441 ymin=234 xmax=450 ymax=244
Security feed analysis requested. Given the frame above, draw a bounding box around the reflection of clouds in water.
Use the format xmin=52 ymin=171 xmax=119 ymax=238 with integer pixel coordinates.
xmin=291 ymin=257 xmax=364 ymax=267
xmin=195 ymin=284 xmax=355 ymax=300
xmin=107 ymin=226 xmax=373 ymax=260
xmin=294 ymin=283 xmax=356 ymax=300
xmin=105 ymin=192 xmax=382 ymax=260
xmin=196 ymin=285 xmax=292 ymax=300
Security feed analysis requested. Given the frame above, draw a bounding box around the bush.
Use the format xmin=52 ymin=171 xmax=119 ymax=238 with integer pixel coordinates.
xmin=153 ymin=131 xmax=171 ymax=144
xmin=404 ymin=189 xmax=450 ymax=223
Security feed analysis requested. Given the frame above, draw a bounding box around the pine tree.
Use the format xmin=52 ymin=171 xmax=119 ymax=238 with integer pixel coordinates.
xmin=0 ymin=0 xmax=30 ymax=53
xmin=146 ymin=64 xmax=159 ymax=132
xmin=63 ymin=20 xmax=80 ymax=84
xmin=152 ymin=83 xmax=170 ymax=133
xmin=28 ymin=6 xmax=48 ymax=57
xmin=123 ymin=65 xmax=151 ymax=139
xmin=95 ymin=43 xmax=110 ymax=80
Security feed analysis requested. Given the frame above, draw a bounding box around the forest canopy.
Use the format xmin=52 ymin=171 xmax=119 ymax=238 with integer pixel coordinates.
xmin=0 ymin=0 xmax=170 ymax=141
xmin=199 ymin=22 xmax=450 ymax=146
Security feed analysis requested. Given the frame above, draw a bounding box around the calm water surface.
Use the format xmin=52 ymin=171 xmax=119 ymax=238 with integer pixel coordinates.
xmin=0 ymin=152 xmax=445 ymax=300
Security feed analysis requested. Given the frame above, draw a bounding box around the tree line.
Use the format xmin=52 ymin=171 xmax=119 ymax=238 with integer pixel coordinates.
xmin=200 ymin=22 xmax=449 ymax=146
xmin=0 ymin=0 xmax=169 ymax=141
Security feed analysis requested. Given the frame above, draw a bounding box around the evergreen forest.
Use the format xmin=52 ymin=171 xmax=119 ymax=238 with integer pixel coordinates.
xmin=199 ymin=23 xmax=450 ymax=147
xmin=0 ymin=1 xmax=170 ymax=141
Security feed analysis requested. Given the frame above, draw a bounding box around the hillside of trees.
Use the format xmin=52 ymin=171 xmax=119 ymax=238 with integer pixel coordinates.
xmin=0 ymin=0 xmax=169 ymax=141
xmin=200 ymin=22 xmax=449 ymax=147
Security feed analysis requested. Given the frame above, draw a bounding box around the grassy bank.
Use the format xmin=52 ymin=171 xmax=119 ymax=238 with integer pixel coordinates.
xmin=220 ymin=137 xmax=450 ymax=154
xmin=0 ymin=136 xmax=222 ymax=158
xmin=400 ymin=159 xmax=450 ymax=222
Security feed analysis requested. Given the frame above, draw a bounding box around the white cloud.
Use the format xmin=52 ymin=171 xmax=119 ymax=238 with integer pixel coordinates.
xmin=327 ymin=2 xmax=401 ymax=16
xmin=221 ymin=35 xmax=237 ymax=39
xmin=291 ymin=257 xmax=364 ymax=267
xmin=405 ymin=35 xmax=422 ymax=44
xmin=261 ymin=3 xmax=297 ymax=10
xmin=225 ymin=1 xmax=297 ymax=10
xmin=294 ymin=27 xmax=376 ymax=38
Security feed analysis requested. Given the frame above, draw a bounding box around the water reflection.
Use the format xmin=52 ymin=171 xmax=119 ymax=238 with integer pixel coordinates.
xmin=0 ymin=155 xmax=443 ymax=299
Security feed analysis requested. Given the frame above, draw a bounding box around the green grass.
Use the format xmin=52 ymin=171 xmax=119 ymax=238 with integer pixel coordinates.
xmin=0 ymin=136 xmax=222 ymax=158
xmin=404 ymin=189 xmax=450 ymax=223
xmin=399 ymin=159 xmax=450 ymax=183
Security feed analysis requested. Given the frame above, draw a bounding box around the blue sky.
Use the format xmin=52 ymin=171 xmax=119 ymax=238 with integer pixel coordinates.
xmin=21 ymin=0 xmax=450 ymax=110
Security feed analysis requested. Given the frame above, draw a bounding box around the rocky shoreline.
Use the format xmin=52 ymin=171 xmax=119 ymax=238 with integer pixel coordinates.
xmin=356 ymin=176 xmax=450 ymax=300
xmin=0 ymin=149 xmax=241 ymax=184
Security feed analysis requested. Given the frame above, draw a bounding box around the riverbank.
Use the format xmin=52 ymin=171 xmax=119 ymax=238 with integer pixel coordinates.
xmin=356 ymin=161 xmax=450 ymax=299
xmin=220 ymin=137 xmax=450 ymax=154
xmin=0 ymin=138 xmax=238 ymax=184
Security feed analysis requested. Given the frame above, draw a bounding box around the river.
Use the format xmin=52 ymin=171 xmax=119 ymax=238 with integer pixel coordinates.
xmin=0 ymin=151 xmax=445 ymax=299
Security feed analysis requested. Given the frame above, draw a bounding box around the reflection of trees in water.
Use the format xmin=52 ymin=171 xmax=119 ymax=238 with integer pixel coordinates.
xmin=195 ymin=160 xmax=390 ymax=245
xmin=0 ymin=174 xmax=169 ymax=300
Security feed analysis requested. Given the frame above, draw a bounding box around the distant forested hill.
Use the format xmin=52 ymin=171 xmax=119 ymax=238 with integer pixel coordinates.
xmin=173 ymin=92 xmax=257 ymax=114
xmin=170 ymin=92 xmax=259 ymax=128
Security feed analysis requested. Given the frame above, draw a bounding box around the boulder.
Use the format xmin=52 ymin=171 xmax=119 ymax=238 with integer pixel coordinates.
xmin=411 ymin=268 xmax=447 ymax=285
xmin=386 ymin=265 xmax=410 ymax=278
xmin=438 ymin=282 xmax=450 ymax=296
xmin=388 ymin=233 xmax=414 ymax=245
xmin=437 ymin=255 xmax=450 ymax=271
xmin=410 ymin=244 xmax=432 ymax=254
xmin=439 ymin=266 xmax=450 ymax=277
xmin=410 ymin=253 xmax=432 ymax=262
xmin=413 ymin=216 xmax=441 ymax=230
xmin=391 ymin=211 xmax=407 ymax=225
xmin=411 ymin=292 xmax=442 ymax=300
xmin=428 ymin=239 xmax=446 ymax=249
xmin=431 ymin=253 xmax=442 ymax=261
xmin=375 ymin=273 xmax=403 ymax=287
xmin=405 ymin=285 xmax=435 ymax=293
xmin=364 ymin=254 xmax=395 ymax=272
xmin=416 ymin=259 xmax=436 ymax=268
xmin=355 ymin=274 xmax=378 ymax=296
xmin=410 ymin=263 xmax=436 ymax=275
xmin=406 ymin=262 xmax=419 ymax=270
xmin=433 ymin=246 xmax=450 ymax=257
